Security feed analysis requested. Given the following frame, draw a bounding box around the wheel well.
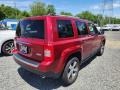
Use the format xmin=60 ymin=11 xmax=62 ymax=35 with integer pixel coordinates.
xmin=102 ymin=39 xmax=106 ymax=45
xmin=1 ymin=39 xmax=14 ymax=53
xmin=61 ymin=51 xmax=81 ymax=76
xmin=67 ymin=52 xmax=81 ymax=63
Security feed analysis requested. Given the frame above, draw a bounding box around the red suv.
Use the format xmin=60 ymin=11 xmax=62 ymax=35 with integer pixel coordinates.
xmin=13 ymin=15 xmax=105 ymax=85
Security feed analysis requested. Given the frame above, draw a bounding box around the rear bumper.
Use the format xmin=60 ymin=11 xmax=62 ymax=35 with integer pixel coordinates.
xmin=13 ymin=54 xmax=60 ymax=78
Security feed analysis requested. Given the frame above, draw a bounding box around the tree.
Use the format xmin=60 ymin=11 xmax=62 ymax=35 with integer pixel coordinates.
xmin=46 ymin=5 xmax=56 ymax=15
xmin=96 ymin=14 xmax=104 ymax=26
xmin=17 ymin=11 xmax=30 ymax=19
xmin=0 ymin=4 xmax=31 ymax=19
xmin=76 ymin=11 xmax=96 ymax=22
xmin=60 ymin=11 xmax=73 ymax=16
xmin=0 ymin=10 xmax=6 ymax=20
xmin=0 ymin=4 xmax=21 ymax=19
xmin=21 ymin=11 xmax=30 ymax=17
xmin=30 ymin=1 xmax=46 ymax=16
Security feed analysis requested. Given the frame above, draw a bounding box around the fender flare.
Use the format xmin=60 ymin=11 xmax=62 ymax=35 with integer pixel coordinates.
xmin=54 ymin=45 xmax=83 ymax=73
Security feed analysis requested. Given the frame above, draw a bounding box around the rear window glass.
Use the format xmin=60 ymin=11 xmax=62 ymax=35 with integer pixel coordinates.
xmin=57 ymin=20 xmax=74 ymax=38
xmin=16 ymin=20 xmax=44 ymax=39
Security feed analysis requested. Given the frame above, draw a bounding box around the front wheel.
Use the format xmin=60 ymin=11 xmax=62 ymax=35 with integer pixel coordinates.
xmin=2 ymin=40 xmax=14 ymax=55
xmin=61 ymin=57 xmax=80 ymax=86
xmin=97 ymin=43 xmax=105 ymax=56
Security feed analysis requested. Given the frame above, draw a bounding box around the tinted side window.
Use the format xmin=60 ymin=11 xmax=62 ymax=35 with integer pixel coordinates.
xmin=88 ymin=23 xmax=98 ymax=35
xmin=75 ymin=21 xmax=88 ymax=35
xmin=57 ymin=20 xmax=74 ymax=38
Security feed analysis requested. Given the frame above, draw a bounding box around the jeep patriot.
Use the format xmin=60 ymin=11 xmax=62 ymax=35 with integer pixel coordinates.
xmin=13 ymin=15 xmax=106 ymax=85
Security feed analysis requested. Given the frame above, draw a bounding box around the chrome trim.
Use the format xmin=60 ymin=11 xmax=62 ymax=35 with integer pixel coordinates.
xmin=13 ymin=54 xmax=39 ymax=68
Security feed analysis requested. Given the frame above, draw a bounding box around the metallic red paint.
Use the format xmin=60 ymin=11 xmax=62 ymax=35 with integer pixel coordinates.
xmin=13 ymin=16 xmax=105 ymax=77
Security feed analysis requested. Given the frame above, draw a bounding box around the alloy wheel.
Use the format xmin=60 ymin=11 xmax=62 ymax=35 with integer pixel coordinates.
xmin=67 ymin=60 xmax=79 ymax=82
xmin=2 ymin=41 xmax=14 ymax=55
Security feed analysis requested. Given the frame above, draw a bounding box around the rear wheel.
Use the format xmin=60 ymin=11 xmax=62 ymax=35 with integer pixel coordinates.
xmin=61 ymin=57 xmax=80 ymax=86
xmin=2 ymin=40 xmax=14 ymax=55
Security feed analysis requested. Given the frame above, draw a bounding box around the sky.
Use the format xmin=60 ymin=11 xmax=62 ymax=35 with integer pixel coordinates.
xmin=0 ymin=0 xmax=120 ymax=18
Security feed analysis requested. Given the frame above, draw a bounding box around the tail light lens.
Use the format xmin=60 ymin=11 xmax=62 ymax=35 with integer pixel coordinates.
xmin=44 ymin=49 xmax=51 ymax=57
xmin=44 ymin=45 xmax=54 ymax=63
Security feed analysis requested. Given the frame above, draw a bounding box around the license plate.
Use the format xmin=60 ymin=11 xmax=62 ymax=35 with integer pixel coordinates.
xmin=19 ymin=44 xmax=28 ymax=54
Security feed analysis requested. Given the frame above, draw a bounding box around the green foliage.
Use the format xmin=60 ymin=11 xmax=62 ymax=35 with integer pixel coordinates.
xmin=30 ymin=1 xmax=56 ymax=16
xmin=30 ymin=1 xmax=46 ymax=16
xmin=0 ymin=4 xmax=30 ymax=20
xmin=46 ymin=4 xmax=56 ymax=15
xmin=76 ymin=11 xmax=97 ymax=22
xmin=0 ymin=2 xmax=120 ymax=25
xmin=76 ymin=11 xmax=120 ymax=26
xmin=0 ymin=10 xmax=6 ymax=20
xmin=0 ymin=4 xmax=18 ymax=19
xmin=60 ymin=11 xmax=73 ymax=16
xmin=17 ymin=11 xmax=30 ymax=19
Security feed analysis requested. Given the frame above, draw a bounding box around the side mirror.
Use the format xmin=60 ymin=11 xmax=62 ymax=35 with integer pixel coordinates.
xmin=100 ymin=29 xmax=105 ymax=34
xmin=101 ymin=30 xmax=105 ymax=34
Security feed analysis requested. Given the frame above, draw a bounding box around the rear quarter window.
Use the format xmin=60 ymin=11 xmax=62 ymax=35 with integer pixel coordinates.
xmin=57 ymin=20 xmax=74 ymax=38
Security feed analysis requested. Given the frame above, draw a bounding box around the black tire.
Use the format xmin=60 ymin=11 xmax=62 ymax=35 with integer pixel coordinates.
xmin=97 ymin=43 xmax=105 ymax=56
xmin=61 ymin=57 xmax=80 ymax=86
xmin=1 ymin=40 xmax=14 ymax=55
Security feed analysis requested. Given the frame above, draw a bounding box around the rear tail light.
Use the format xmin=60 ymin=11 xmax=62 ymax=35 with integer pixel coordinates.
xmin=44 ymin=45 xmax=54 ymax=62
xmin=44 ymin=49 xmax=51 ymax=57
